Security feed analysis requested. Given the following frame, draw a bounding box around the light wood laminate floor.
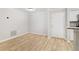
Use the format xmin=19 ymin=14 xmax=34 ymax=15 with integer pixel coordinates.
xmin=0 ymin=33 xmax=73 ymax=51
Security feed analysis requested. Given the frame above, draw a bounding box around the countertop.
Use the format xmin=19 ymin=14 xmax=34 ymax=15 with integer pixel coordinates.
xmin=67 ymin=27 xmax=79 ymax=30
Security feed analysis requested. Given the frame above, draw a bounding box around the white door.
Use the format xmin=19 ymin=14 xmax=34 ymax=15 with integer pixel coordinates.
xmin=49 ymin=11 xmax=66 ymax=38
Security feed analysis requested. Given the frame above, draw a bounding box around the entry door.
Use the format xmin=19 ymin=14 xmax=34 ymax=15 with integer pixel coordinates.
xmin=49 ymin=11 xmax=66 ymax=38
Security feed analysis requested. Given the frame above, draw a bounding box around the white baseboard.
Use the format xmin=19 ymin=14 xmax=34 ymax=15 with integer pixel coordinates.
xmin=29 ymin=32 xmax=48 ymax=36
xmin=0 ymin=32 xmax=28 ymax=43
xmin=0 ymin=32 xmax=46 ymax=43
xmin=0 ymin=32 xmax=71 ymax=43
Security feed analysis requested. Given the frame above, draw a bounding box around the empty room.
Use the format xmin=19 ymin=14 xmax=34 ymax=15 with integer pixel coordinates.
xmin=0 ymin=8 xmax=79 ymax=51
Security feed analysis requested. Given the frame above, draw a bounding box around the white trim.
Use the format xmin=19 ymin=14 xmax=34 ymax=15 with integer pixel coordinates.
xmin=0 ymin=32 xmax=47 ymax=43
xmin=0 ymin=32 xmax=28 ymax=43
xmin=29 ymin=32 xmax=48 ymax=36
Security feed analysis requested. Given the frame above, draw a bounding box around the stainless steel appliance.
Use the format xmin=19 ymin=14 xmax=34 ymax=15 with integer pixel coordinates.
xmin=70 ymin=14 xmax=79 ymax=27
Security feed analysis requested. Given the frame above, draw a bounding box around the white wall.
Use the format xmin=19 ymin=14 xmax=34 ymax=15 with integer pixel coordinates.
xmin=29 ymin=8 xmax=48 ymax=35
xmin=29 ymin=8 xmax=66 ymax=38
xmin=0 ymin=8 xmax=28 ymax=40
xmin=0 ymin=8 xmax=48 ymax=41
xmin=49 ymin=8 xmax=66 ymax=38
xmin=0 ymin=8 xmax=69 ymax=40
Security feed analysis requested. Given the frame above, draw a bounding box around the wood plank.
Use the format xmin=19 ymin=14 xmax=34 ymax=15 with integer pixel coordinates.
xmin=0 ymin=33 xmax=73 ymax=51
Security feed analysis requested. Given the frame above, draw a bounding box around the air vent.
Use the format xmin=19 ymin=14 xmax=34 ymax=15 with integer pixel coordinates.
xmin=10 ymin=30 xmax=17 ymax=36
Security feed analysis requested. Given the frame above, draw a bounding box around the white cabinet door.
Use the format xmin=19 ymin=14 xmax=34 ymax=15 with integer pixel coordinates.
xmin=49 ymin=11 xmax=66 ymax=38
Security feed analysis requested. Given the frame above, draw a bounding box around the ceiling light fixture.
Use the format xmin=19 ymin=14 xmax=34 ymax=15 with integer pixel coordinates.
xmin=26 ymin=8 xmax=35 ymax=11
